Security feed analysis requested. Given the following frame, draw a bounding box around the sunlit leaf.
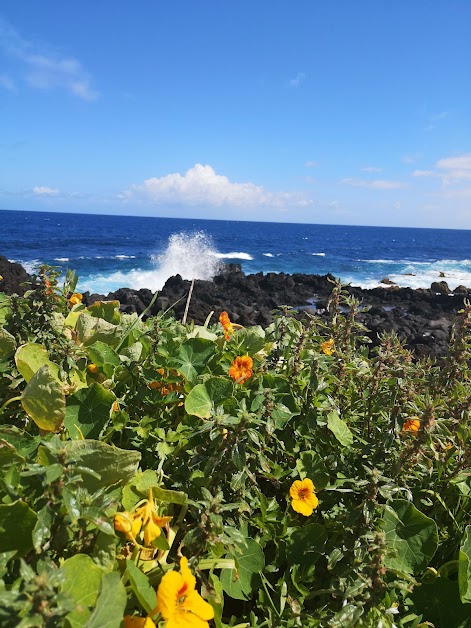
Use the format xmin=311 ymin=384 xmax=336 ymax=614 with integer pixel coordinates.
xmin=21 ymin=365 xmax=65 ymax=431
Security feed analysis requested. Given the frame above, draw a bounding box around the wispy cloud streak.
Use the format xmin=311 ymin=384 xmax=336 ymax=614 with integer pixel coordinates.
xmin=0 ymin=17 xmax=98 ymax=100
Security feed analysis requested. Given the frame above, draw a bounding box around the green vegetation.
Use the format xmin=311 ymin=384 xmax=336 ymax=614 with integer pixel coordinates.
xmin=0 ymin=267 xmax=470 ymax=627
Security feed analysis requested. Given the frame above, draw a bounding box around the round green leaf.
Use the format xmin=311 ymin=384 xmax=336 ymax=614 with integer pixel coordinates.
xmin=21 ymin=365 xmax=66 ymax=432
xmin=0 ymin=328 xmax=16 ymax=361
xmin=383 ymin=499 xmax=438 ymax=574
xmin=15 ymin=343 xmax=60 ymax=383
xmin=185 ymin=383 xmax=212 ymax=418
xmin=0 ymin=500 xmax=37 ymax=554
xmin=221 ymin=538 xmax=265 ymax=600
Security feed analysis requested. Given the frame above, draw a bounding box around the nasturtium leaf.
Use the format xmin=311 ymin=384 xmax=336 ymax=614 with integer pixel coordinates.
xmin=87 ymin=300 xmax=121 ymax=324
xmin=220 ymin=538 xmax=265 ymax=601
xmin=119 ymin=341 xmax=143 ymax=362
xmin=0 ymin=294 xmax=12 ymax=325
xmin=84 ymin=571 xmax=126 ymax=628
xmin=237 ymin=327 xmax=266 ymax=355
xmin=0 ymin=328 xmax=16 ymax=361
xmin=15 ymin=343 xmax=60 ymax=383
xmin=21 ymin=365 xmax=66 ymax=431
xmin=64 ymin=382 xmax=116 ymax=440
xmin=0 ymin=426 xmax=41 ymax=457
xmin=86 ymin=341 xmax=121 ymax=377
xmin=76 ymin=314 xmax=118 ymax=347
xmin=295 ymin=451 xmax=330 ymax=491
xmin=185 ymin=383 xmax=212 ymax=418
xmin=151 ymin=486 xmax=188 ymax=505
xmin=411 ymin=577 xmax=471 ymax=627
xmin=286 ymin=523 xmax=327 ymax=568
xmin=63 ymin=440 xmax=141 ymax=492
xmin=459 ymin=525 xmax=471 ymax=603
xmin=383 ymin=499 xmax=438 ymax=574
xmin=60 ymin=554 xmax=104 ymax=628
xmin=0 ymin=500 xmax=37 ymax=554
xmin=205 ymin=377 xmax=234 ymax=406
xmin=327 ymin=411 xmax=354 ymax=447
xmin=0 ymin=440 xmax=24 ymax=471
xmin=187 ymin=326 xmax=218 ymax=341
xmin=170 ymin=338 xmax=215 ymax=382
xmin=64 ymin=310 xmax=82 ymax=329
xmin=125 ymin=559 xmax=157 ymax=614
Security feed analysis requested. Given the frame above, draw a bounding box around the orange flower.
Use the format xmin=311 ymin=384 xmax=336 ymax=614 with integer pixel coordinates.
xmin=321 ymin=339 xmax=335 ymax=355
xmin=290 ymin=478 xmax=319 ymax=516
xmin=402 ymin=418 xmax=420 ymax=434
xmin=88 ymin=363 xmax=99 ymax=373
xmin=228 ymin=355 xmax=253 ymax=384
xmin=156 ymin=556 xmax=214 ymax=628
xmin=69 ymin=292 xmax=83 ymax=306
xmin=112 ymin=401 xmax=119 ymax=412
xmin=219 ymin=311 xmax=243 ymax=341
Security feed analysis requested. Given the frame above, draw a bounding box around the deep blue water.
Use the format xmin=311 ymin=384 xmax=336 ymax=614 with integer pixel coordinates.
xmin=2 ymin=209 xmax=471 ymax=293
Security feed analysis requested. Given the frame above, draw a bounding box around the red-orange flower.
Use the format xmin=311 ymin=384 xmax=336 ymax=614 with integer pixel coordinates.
xmin=219 ymin=311 xmax=243 ymax=341
xmin=402 ymin=418 xmax=420 ymax=434
xmin=228 ymin=355 xmax=253 ymax=384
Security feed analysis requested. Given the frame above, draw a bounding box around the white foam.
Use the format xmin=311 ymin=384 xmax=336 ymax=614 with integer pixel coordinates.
xmin=54 ymin=257 xmax=69 ymax=262
xmin=115 ymin=255 xmax=136 ymax=260
xmin=263 ymin=253 xmax=274 ymax=257
xmin=312 ymin=252 xmax=326 ymax=256
xmin=79 ymin=231 xmax=223 ymax=293
xmin=211 ymin=252 xmax=254 ymax=261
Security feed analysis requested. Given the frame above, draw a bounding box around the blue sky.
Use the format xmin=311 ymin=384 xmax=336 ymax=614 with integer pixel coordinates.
xmin=1 ymin=1 xmax=470 ymax=228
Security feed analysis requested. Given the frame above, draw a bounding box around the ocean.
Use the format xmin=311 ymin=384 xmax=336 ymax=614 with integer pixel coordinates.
xmin=2 ymin=209 xmax=471 ymax=294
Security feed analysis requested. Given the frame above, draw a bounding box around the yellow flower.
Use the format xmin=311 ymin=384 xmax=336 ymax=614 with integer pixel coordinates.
xmin=290 ymin=478 xmax=319 ymax=516
xmin=114 ymin=489 xmax=172 ymax=548
xmin=156 ymin=556 xmax=214 ymax=628
xmin=69 ymin=292 xmax=83 ymax=306
xmin=88 ymin=363 xmax=99 ymax=373
xmin=402 ymin=418 xmax=420 ymax=434
xmin=228 ymin=355 xmax=253 ymax=384
xmin=123 ymin=616 xmax=156 ymax=628
xmin=112 ymin=401 xmax=119 ymax=413
xmin=133 ymin=489 xmax=173 ymax=547
xmin=219 ymin=311 xmax=243 ymax=341
xmin=321 ymin=339 xmax=335 ymax=355
xmin=0 ymin=274 xmax=3 ymax=281
xmin=114 ymin=511 xmax=142 ymax=543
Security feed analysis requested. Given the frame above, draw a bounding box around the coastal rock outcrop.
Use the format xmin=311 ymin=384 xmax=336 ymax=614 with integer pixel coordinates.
xmin=80 ymin=269 xmax=471 ymax=358
xmin=0 ymin=256 xmax=34 ymax=295
xmin=2 ymin=258 xmax=469 ymax=358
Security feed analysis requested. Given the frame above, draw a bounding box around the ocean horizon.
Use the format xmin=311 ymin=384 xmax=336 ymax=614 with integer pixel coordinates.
xmin=2 ymin=208 xmax=471 ymax=295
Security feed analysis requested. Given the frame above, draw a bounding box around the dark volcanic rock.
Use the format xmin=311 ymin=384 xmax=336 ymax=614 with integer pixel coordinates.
xmin=0 ymin=256 xmax=34 ymax=295
xmin=5 ymin=257 xmax=468 ymax=359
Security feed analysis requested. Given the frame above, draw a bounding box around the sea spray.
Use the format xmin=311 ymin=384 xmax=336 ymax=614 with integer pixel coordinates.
xmin=77 ymin=231 xmax=223 ymax=293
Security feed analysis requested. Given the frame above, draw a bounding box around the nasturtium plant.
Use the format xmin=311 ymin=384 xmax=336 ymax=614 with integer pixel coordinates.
xmin=0 ymin=270 xmax=469 ymax=626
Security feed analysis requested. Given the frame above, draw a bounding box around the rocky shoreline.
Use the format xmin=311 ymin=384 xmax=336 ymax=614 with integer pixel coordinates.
xmin=1 ymin=256 xmax=470 ymax=358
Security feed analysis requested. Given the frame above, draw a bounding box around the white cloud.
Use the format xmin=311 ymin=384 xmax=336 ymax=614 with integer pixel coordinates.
xmin=361 ymin=166 xmax=382 ymax=173
xmin=32 ymin=186 xmax=60 ymax=196
xmin=120 ymin=164 xmax=312 ymax=209
xmin=304 ymin=160 xmax=319 ymax=168
xmin=0 ymin=18 xmax=98 ymax=100
xmin=412 ymin=170 xmax=435 ymax=177
xmin=341 ymin=178 xmax=407 ymax=190
xmin=411 ymin=154 xmax=471 ymax=185
xmin=436 ymin=154 xmax=471 ymax=182
xmin=287 ymin=72 xmax=306 ymax=88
